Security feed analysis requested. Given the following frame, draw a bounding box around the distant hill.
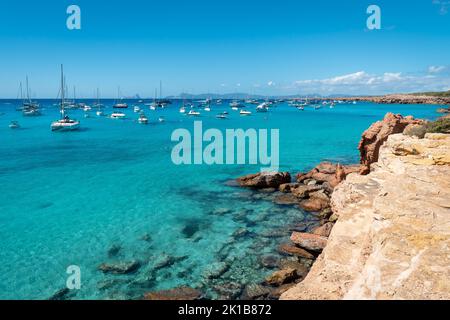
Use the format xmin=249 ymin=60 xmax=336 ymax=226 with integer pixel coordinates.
xmin=411 ymin=90 xmax=450 ymax=97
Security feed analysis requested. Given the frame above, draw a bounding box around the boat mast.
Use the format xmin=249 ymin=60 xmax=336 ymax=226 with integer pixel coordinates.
xmin=25 ymin=76 xmax=31 ymax=103
xmin=60 ymin=65 xmax=65 ymax=119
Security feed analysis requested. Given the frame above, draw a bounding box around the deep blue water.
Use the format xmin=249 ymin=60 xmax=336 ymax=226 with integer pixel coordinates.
xmin=0 ymin=99 xmax=441 ymax=299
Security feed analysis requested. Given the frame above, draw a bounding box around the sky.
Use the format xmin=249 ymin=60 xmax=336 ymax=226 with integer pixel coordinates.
xmin=0 ymin=0 xmax=449 ymax=98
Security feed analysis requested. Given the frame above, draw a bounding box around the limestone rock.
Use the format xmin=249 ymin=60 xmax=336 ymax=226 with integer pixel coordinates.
xmin=290 ymin=232 xmax=327 ymax=251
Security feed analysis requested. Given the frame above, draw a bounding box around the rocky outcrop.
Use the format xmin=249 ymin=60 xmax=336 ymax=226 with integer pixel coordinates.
xmin=290 ymin=232 xmax=327 ymax=252
xmin=358 ymin=113 xmax=424 ymax=174
xmin=329 ymin=94 xmax=450 ymax=105
xmin=144 ymin=287 xmax=203 ymax=300
xmin=281 ymin=133 xmax=450 ymax=300
xmin=237 ymin=172 xmax=291 ymax=189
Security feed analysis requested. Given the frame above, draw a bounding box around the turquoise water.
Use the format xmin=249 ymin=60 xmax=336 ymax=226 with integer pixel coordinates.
xmin=0 ymin=99 xmax=441 ymax=299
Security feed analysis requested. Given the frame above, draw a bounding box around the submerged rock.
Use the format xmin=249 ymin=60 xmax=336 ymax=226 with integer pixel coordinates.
xmin=107 ymin=244 xmax=122 ymax=257
xmin=48 ymin=288 xmax=71 ymax=300
xmin=98 ymin=260 xmax=141 ymax=274
xmin=260 ymin=255 xmax=280 ymax=269
xmin=273 ymin=193 xmax=300 ymax=206
xmin=144 ymin=287 xmax=202 ymax=300
xmin=241 ymin=283 xmax=271 ymax=300
xmin=202 ymin=262 xmax=230 ymax=279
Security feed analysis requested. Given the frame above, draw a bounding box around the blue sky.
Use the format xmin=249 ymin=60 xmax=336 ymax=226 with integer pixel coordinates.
xmin=0 ymin=0 xmax=449 ymax=97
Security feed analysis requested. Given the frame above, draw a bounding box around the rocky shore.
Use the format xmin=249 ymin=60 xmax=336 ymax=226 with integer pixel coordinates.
xmin=326 ymin=94 xmax=450 ymax=106
xmin=234 ymin=113 xmax=450 ymax=300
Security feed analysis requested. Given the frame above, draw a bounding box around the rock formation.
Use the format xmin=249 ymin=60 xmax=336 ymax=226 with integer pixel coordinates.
xmin=358 ymin=113 xmax=424 ymax=174
xmin=281 ymin=133 xmax=450 ymax=300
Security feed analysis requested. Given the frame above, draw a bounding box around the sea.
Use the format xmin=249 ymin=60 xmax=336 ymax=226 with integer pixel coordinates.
xmin=0 ymin=99 xmax=441 ymax=299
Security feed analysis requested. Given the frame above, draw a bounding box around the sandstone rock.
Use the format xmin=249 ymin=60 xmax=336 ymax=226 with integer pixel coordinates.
xmin=282 ymin=133 xmax=450 ymax=300
xmin=268 ymin=283 xmax=297 ymax=299
xmin=290 ymin=232 xmax=327 ymax=252
xmin=265 ymin=268 xmax=298 ymax=286
xmin=278 ymin=259 xmax=309 ymax=279
xmin=144 ymin=287 xmax=202 ymax=300
xmin=278 ymin=243 xmax=315 ymax=259
xmin=358 ymin=113 xmax=424 ymax=174
xmin=299 ymin=197 xmax=330 ymax=212
xmin=291 ymin=185 xmax=322 ymax=198
xmin=98 ymin=260 xmax=141 ymax=274
xmin=312 ymin=222 xmax=334 ymax=237
xmin=237 ymin=172 xmax=291 ymax=189
xmin=279 ymin=183 xmax=299 ymax=193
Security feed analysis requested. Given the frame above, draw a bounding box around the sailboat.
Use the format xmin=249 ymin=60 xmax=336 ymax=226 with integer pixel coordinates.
xmin=138 ymin=111 xmax=149 ymax=124
xmin=113 ymin=87 xmax=128 ymax=108
xmin=256 ymin=102 xmax=269 ymax=112
xmin=51 ymin=65 xmax=80 ymax=131
xmin=93 ymin=88 xmax=104 ymax=116
xmin=22 ymin=76 xmax=41 ymax=116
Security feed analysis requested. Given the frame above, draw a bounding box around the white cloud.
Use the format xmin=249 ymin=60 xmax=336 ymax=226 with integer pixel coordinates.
xmin=267 ymin=81 xmax=276 ymax=87
xmin=293 ymin=70 xmax=450 ymax=95
xmin=428 ymin=65 xmax=448 ymax=74
xmin=433 ymin=0 xmax=450 ymax=14
xmin=236 ymin=83 xmax=241 ymax=87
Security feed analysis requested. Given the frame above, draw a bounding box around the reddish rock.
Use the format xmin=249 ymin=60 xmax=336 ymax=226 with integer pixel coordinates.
xmin=279 ymin=183 xmax=299 ymax=193
xmin=265 ymin=268 xmax=298 ymax=286
xmin=237 ymin=172 xmax=291 ymax=189
xmin=143 ymin=287 xmax=202 ymax=300
xmin=299 ymin=196 xmax=330 ymax=212
xmin=290 ymin=232 xmax=328 ymax=252
xmin=291 ymin=185 xmax=322 ymax=199
xmin=358 ymin=113 xmax=424 ymax=174
xmin=312 ymin=222 xmax=334 ymax=237
xmin=278 ymin=243 xmax=315 ymax=259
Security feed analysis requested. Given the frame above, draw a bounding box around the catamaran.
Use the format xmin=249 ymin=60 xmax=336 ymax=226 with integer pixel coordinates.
xmin=51 ymin=65 xmax=80 ymax=132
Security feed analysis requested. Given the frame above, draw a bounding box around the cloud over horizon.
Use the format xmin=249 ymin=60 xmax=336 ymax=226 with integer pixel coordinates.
xmin=292 ymin=68 xmax=450 ymax=95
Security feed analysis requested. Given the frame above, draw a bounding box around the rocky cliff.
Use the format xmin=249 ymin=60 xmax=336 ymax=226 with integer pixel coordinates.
xmin=281 ymin=133 xmax=450 ymax=300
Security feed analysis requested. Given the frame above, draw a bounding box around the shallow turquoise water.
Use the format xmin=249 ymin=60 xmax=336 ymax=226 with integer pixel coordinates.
xmin=0 ymin=99 xmax=441 ymax=299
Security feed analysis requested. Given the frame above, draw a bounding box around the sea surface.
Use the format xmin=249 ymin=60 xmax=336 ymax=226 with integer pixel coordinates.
xmin=0 ymin=99 xmax=441 ymax=299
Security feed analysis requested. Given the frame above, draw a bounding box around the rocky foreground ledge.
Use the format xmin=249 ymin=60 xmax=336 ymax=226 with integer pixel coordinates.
xmin=281 ymin=132 xmax=450 ymax=300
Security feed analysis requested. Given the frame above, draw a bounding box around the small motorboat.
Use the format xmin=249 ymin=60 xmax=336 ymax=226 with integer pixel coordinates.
xmin=84 ymin=112 xmax=91 ymax=118
xmin=204 ymin=106 xmax=211 ymax=112
xmin=9 ymin=121 xmax=20 ymax=129
xmin=231 ymin=107 xmax=239 ymax=111
xmin=113 ymin=103 xmax=128 ymax=109
xmin=96 ymin=110 xmax=104 ymax=116
xmin=216 ymin=113 xmax=227 ymax=119
xmin=179 ymin=106 xmax=186 ymax=114
xmin=296 ymin=106 xmax=304 ymax=111
xmin=83 ymin=105 xmax=92 ymax=112
xmin=138 ymin=112 xmax=149 ymax=124
xmin=110 ymin=112 xmax=126 ymax=119
xmin=240 ymin=110 xmax=252 ymax=116
xmin=256 ymin=102 xmax=269 ymax=113
xmin=188 ymin=110 xmax=200 ymax=116
xmin=134 ymin=106 xmax=141 ymax=113
xmin=158 ymin=116 xmax=165 ymax=123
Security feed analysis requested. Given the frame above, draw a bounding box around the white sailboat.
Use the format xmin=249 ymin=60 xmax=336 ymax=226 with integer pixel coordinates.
xmin=113 ymin=87 xmax=128 ymax=108
xmin=51 ymin=65 xmax=80 ymax=132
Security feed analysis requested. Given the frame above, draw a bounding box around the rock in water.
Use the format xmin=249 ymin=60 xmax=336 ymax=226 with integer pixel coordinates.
xmin=98 ymin=261 xmax=141 ymax=274
xmin=265 ymin=268 xmax=298 ymax=286
xmin=358 ymin=113 xmax=424 ymax=174
xmin=290 ymin=232 xmax=327 ymax=252
xmin=241 ymin=284 xmax=271 ymax=300
xmin=144 ymin=287 xmax=202 ymax=300
xmin=278 ymin=243 xmax=315 ymax=259
xmin=236 ymin=172 xmax=291 ymax=189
